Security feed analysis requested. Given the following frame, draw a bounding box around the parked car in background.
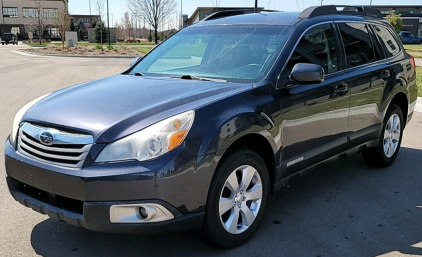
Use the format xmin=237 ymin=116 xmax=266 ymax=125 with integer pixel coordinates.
xmin=399 ymin=31 xmax=422 ymax=44
xmin=1 ymin=33 xmax=18 ymax=45
xmin=4 ymin=5 xmax=417 ymax=248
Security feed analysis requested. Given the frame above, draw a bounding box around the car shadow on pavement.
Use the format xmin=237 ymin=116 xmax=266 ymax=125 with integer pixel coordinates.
xmin=31 ymin=147 xmax=422 ymax=257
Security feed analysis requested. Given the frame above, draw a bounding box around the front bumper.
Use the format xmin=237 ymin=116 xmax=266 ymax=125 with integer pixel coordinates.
xmin=7 ymin=176 xmax=203 ymax=233
xmin=4 ymin=139 xmax=212 ymax=233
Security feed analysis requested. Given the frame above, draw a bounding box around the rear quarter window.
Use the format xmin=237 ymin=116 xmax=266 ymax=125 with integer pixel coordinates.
xmin=338 ymin=23 xmax=375 ymax=68
xmin=372 ymin=24 xmax=400 ymax=58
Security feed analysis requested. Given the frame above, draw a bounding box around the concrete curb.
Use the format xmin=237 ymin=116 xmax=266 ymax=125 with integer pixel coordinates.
xmin=416 ymin=97 xmax=422 ymax=113
xmin=14 ymin=49 xmax=140 ymax=59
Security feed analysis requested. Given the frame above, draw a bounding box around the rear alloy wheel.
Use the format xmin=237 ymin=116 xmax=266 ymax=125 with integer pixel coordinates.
xmin=204 ymin=149 xmax=269 ymax=248
xmin=362 ymin=104 xmax=404 ymax=167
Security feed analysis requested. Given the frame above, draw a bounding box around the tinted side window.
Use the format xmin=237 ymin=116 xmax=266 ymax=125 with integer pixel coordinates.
xmin=286 ymin=24 xmax=338 ymax=74
xmin=338 ymin=23 xmax=375 ymax=68
xmin=372 ymin=24 xmax=400 ymax=58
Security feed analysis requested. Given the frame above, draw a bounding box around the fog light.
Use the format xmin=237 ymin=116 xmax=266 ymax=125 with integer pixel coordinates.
xmin=110 ymin=203 xmax=174 ymax=223
xmin=137 ymin=205 xmax=157 ymax=221
xmin=139 ymin=207 xmax=148 ymax=219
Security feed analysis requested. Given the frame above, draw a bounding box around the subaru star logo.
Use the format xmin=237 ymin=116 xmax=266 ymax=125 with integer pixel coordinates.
xmin=39 ymin=131 xmax=54 ymax=146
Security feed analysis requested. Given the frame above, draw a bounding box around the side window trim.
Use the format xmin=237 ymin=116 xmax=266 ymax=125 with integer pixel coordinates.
xmin=366 ymin=23 xmax=385 ymax=61
xmin=278 ymin=21 xmax=343 ymax=80
xmin=334 ymin=20 xmax=402 ymax=71
xmin=369 ymin=23 xmax=403 ymax=61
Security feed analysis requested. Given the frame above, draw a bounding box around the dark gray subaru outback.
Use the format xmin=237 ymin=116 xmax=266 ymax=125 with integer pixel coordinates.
xmin=4 ymin=6 xmax=418 ymax=248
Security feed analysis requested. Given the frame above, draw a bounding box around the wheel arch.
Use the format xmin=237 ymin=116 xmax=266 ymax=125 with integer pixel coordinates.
xmin=213 ymin=133 xmax=277 ymax=192
xmin=390 ymin=92 xmax=408 ymax=126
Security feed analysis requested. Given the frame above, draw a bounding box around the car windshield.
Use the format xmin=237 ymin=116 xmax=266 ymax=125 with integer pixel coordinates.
xmin=129 ymin=25 xmax=294 ymax=82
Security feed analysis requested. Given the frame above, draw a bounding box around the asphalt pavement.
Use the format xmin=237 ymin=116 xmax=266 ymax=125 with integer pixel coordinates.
xmin=1 ymin=44 xmax=422 ymax=257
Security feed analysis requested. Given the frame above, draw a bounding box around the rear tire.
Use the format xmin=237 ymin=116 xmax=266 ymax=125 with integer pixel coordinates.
xmin=203 ymin=149 xmax=269 ymax=248
xmin=362 ymin=104 xmax=404 ymax=167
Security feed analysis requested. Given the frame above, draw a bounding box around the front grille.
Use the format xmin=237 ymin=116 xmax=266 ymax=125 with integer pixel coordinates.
xmin=17 ymin=122 xmax=94 ymax=169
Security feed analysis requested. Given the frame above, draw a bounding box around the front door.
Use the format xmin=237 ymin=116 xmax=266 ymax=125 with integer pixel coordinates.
xmin=278 ymin=23 xmax=350 ymax=177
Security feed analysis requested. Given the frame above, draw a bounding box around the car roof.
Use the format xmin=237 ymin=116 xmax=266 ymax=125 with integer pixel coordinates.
xmin=193 ymin=6 xmax=383 ymax=27
xmin=193 ymin=12 xmax=301 ymax=26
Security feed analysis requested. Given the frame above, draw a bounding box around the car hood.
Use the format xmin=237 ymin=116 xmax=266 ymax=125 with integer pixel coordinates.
xmin=23 ymin=75 xmax=248 ymax=143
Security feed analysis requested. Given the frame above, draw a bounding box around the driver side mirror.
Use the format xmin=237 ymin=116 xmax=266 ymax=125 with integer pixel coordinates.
xmin=130 ymin=56 xmax=142 ymax=67
xmin=290 ymin=63 xmax=325 ymax=83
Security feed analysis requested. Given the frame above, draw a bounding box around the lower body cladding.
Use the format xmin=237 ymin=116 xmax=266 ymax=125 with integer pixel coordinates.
xmin=4 ymin=139 xmax=212 ymax=234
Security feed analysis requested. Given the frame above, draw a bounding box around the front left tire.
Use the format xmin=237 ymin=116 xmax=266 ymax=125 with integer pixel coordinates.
xmin=203 ymin=149 xmax=269 ymax=248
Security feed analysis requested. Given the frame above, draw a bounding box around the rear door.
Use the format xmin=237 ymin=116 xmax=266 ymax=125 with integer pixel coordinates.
xmin=279 ymin=23 xmax=350 ymax=177
xmin=337 ymin=22 xmax=396 ymax=148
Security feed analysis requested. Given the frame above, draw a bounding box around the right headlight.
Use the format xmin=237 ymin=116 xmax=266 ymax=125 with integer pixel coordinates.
xmin=95 ymin=110 xmax=195 ymax=163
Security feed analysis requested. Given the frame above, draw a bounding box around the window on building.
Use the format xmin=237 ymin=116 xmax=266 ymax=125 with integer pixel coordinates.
xmin=43 ymin=8 xmax=58 ymax=19
xmin=23 ymin=8 xmax=39 ymax=18
xmin=3 ymin=7 xmax=19 ymax=18
xmin=11 ymin=27 xmax=20 ymax=35
xmin=46 ymin=27 xmax=59 ymax=37
xmin=81 ymin=18 xmax=91 ymax=24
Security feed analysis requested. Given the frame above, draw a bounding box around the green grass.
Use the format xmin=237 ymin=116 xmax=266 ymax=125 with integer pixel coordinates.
xmin=26 ymin=42 xmax=50 ymax=46
xmin=78 ymin=42 xmax=155 ymax=47
xmin=135 ymin=47 xmax=153 ymax=54
xmin=417 ymin=67 xmax=422 ymax=97
xmin=404 ymin=44 xmax=422 ymax=58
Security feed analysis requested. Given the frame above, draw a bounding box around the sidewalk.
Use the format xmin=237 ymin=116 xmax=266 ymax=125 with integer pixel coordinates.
xmin=416 ymin=58 xmax=422 ymax=67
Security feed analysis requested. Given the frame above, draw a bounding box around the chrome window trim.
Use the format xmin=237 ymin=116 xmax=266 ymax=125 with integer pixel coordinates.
xmin=279 ymin=21 xmax=337 ymax=80
xmin=278 ymin=20 xmax=404 ymax=83
xmin=334 ymin=20 xmax=403 ymax=72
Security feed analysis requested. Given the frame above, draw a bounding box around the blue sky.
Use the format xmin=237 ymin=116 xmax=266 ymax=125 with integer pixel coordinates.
xmin=68 ymin=0 xmax=422 ymax=27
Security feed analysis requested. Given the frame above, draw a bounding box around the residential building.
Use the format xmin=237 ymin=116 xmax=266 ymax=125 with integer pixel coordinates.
xmin=0 ymin=0 xmax=68 ymax=39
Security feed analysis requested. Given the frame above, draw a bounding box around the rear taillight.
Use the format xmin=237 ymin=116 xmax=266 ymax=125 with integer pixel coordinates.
xmin=410 ymin=56 xmax=416 ymax=69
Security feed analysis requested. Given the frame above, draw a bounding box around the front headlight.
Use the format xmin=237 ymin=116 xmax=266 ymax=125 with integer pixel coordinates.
xmin=10 ymin=93 xmax=51 ymax=147
xmin=95 ymin=110 xmax=195 ymax=163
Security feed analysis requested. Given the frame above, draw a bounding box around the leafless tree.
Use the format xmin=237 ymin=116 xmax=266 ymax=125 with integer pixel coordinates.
xmin=266 ymin=0 xmax=272 ymax=10
xmin=121 ymin=11 xmax=135 ymax=42
xmin=212 ymin=0 xmax=221 ymax=7
xmin=126 ymin=0 xmax=177 ymax=44
xmin=23 ymin=0 xmax=51 ymax=44
xmin=115 ymin=22 xmax=125 ymax=42
xmin=23 ymin=18 xmax=38 ymax=43
xmin=54 ymin=11 xmax=71 ymax=48
xmin=95 ymin=0 xmax=106 ymax=46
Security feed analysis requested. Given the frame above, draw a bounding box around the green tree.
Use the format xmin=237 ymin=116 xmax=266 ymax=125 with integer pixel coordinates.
xmin=386 ymin=10 xmax=403 ymax=34
xmin=94 ymin=21 xmax=108 ymax=44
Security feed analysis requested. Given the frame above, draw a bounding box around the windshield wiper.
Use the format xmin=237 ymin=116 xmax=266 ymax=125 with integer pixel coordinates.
xmin=134 ymin=72 xmax=145 ymax=77
xmin=173 ymin=74 xmax=227 ymax=82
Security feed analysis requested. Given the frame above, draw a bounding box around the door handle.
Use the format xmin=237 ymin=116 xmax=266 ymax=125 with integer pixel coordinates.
xmin=334 ymin=83 xmax=349 ymax=96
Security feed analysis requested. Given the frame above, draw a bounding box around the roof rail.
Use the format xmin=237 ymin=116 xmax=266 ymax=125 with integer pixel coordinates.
xmin=202 ymin=9 xmax=278 ymax=22
xmin=298 ymin=5 xmax=383 ymax=19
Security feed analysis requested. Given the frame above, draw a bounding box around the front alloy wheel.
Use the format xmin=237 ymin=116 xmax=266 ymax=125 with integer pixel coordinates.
xmin=219 ymin=165 xmax=263 ymax=234
xmin=204 ymin=149 xmax=269 ymax=248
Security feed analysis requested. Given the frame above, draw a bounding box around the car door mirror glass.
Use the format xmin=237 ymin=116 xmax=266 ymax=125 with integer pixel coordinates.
xmin=290 ymin=63 xmax=325 ymax=83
